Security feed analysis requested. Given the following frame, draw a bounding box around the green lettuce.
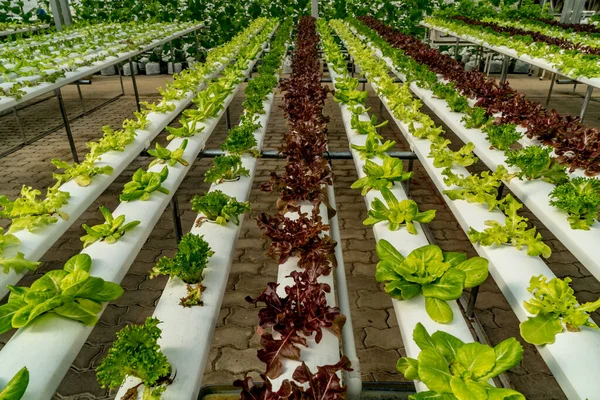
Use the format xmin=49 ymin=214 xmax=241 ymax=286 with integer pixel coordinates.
xmin=80 ymin=206 xmax=140 ymax=248
xmin=351 ymin=155 xmax=413 ymax=196
xmin=549 ymin=177 xmax=600 ymax=230
xmin=468 ymin=195 xmax=551 ymax=258
xmin=365 ymin=187 xmax=436 ymax=233
xmin=505 ymin=146 xmax=568 ymax=185
xmin=376 ymin=240 xmax=488 ymax=323
xmin=442 ymin=166 xmax=514 ymax=211
xmin=397 ymin=323 xmax=525 ymax=400
xmin=0 ymin=254 xmax=123 ymax=334
xmin=148 ymin=140 xmax=189 ymax=168
xmin=520 ymin=275 xmax=600 ymax=345
xmin=191 ymin=190 xmax=251 ymax=226
xmin=0 ymin=367 xmax=29 ymax=400
xmin=204 ymin=155 xmax=250 ymax=184
xmin=119 ymin=167 xmax=170 ymax=202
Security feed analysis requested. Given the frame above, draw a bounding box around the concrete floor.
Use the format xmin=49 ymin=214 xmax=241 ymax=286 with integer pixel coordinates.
xmin=0 ymin=68 xmax=597 ymax=400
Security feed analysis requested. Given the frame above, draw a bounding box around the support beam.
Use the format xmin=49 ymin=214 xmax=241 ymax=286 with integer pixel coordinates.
xmin=48 ymin=0 xmax=63 ymax=31
xmin=312 ymin=0 xmax=318 ymax=17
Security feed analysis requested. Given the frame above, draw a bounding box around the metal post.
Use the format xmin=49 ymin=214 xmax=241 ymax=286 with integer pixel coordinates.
xmin=54 ymin=88 xmax=79 ymax=163
xmin=404 ymin=159 xmax=414 ymax=196
xmin=499 ymin=55 xmax=510 ymax=83
xmin=545 ymin=72 xmax=557 ymax=107
xmin=48 ymin=0 xmax=63 ymax=31
xmin=454 ymin=36 xmax=460 ymax=59
xmin=580 ymin=86 xmax=594 ymax=122
xmin=117 ymin=63 xmax=125 ymax=96
xmin=129 ymin=58 xmax=141 ymax=112
xmin=466 ymin=286 xmax=480 ymax=318
xmin=169 ymin=40 xmax=176 ymax=74
xmin=195 ymin=30 xmax=201 ymax=61
xmin=58 ymin=0 xmax=72 ymax=27
xmin=225 ymin=106 xmax=231 ymax=130
xmin=170 ymin=195 xmax=183 ymax=243
xmin=379 ymin=97 xmax=384 ymax=119
xmin=572 ymin=82 xmax=578 ymax=94
xmin=311 ymin=0 xmax=318 ymax=17
xmin=76 ymin=83 xmax=86 ymax=113
xmin=12 ymin=108 xmax=26 ymax=142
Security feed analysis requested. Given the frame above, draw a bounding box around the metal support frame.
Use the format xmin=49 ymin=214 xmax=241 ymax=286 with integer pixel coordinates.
xmin=580 ymin=86 xmax=594 ymax=123
xmin=197 ymin=149 xmax=418 ymax=160
xmin=12 ymin=108 xmax=26 ymax=142
xmin=170 ymin=195 xmax=183 ymax=243
xmin=48 ymin=0 xmax=63 ymax=31
xmin=545 ymin=72 xmax=557 ymax=107
xmin=129 ymin=58 xmax=141 ymax=112
xmin=169 ymin=40 xmax=176 ymax=75
xmin=499 ymin=55 xmax=510 ymax=84
xmin=54 ymin=88 xmax=79 ymax=163
xmin=454 ymin=36 xmax=460 ymax=59
xmin=76 ymin=83 xmax=86 ymax=113
xmin=403 ymin=159 xmax=414 ymax=196
xmin=225 ymin=106 xmax=231 ymax=130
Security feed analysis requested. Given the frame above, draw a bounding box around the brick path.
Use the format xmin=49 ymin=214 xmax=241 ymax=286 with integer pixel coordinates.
xmin=0 ymin=68 xmax=597 ymax=400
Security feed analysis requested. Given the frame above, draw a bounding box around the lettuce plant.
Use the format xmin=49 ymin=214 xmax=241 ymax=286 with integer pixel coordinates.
xmin=468 ymin=195 xmax=552 ymax=258
xmin=462 ymin=106 xmax=491 ymax=129
xmin=549 ymin=177 xmax=600 ymax=230
xmin=397 ymin=323 xmax=525 ymax=399
xmin=505 ymin=146 xmax=568 ymax=185
xmin=350 ymin=113 xmax=388 ymax=135
xmin=0 ymin=254 xmax=123 ymax=334
xmin=148 ymin=140 xmax=189 ymax=168
xmin=0 ymin=367 xmax=28 ymax=400
xmin=119 ymin=167 xmax=170 ymax=202
xmin=165 ymin=116 xmax=202 ymax=141
xmin=442 ymin=166 xmax=514 ymax=211
xmin=80 ymin=206 xmax=140 ymax=248
xmin=351 ymin=131 xmax=396 ymax=160
xmin=150 ymin=233 xmax=214 ymax=307
xmin=96 ymin=317 xmax=172 ymax=399
xmin=376 ymin=240 xmax=488 ymax=323
xmin=0 ymin=185 xmax=70 ymax=233
xmin=520 ymin=275 xmax=600 ymax=345
xmin=220 ymin=117 xmax=261 ymax=156
xmin=0 ymin=227 xmax=40 ymax=274
xmin=351 ymin=155 xmax=413 ymax=196
xmin=483 ymin=124 xmax=522 ymax=151
xmin=51 ymin=156 xmax=114 ymax=187
xmin=140 ymin=100 xmax=176 ymax=114
xmin=204 ymin=154 xmax=250 ymax=184
xmin=364 ymin=187 xmax=436 ymax=233
xmin=333 ymin=76 xmax=368 ymax=106
xmin=429 ymin=139 xmax=478 ymax=168
xmin=191 ymin=190 xmax=250 ymax=226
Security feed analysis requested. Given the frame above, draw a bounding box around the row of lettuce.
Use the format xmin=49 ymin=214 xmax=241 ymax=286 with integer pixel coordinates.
xmin=359 ymin=16 xmax=600 ymax=231
xmin=328 ymin=17 xmax=600 ymax=399
xmin=0 ymin=18 xmax=285 ymax=399
xmin=234 ymin=16 xmax=353 ymax=399
xmin=426 ymin=0 xmax=600 ymax=79
xmin=0 ymin=18 xmax=265 ymax=276
xmin=0 ymin=21 xmax=198 ymax=100
xmin=322 ymin=18 xmax=527 ymax=400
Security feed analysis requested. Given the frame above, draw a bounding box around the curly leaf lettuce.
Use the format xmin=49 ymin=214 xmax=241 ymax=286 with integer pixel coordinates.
xmin=351 ymin=155 xmax=413 ymax=196
xmin=520 ymin=275 xmax=600 ymax=345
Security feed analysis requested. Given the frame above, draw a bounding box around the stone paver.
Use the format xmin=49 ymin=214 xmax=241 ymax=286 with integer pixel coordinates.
xmin=0 ymin=62 xmax=595 ymax=400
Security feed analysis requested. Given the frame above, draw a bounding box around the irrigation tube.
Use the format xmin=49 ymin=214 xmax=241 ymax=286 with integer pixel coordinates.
xmin=326 ymin=183 xmax=362 ymax=399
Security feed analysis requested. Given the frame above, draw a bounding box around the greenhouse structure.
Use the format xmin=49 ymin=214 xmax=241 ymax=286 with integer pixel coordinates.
xmin=1 ymin=0 xmax=600 ymax=399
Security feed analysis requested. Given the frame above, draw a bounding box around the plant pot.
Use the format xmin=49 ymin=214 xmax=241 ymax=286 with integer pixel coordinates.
xmin=123 ymin=62 xmax=139 ymax=76
xmin=146 ymin=62 xmax=161 ymax=75
xmin=168 ymin=62 xmax=183 ymax=75
xmin=100 ymin=65 xmax=117 ymax=76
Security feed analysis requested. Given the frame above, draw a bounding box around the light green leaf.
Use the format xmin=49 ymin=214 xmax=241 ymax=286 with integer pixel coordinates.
xmin=450 ymin=376 xmax=487 ymax=400
xmin=454 ymin=257 xmax=488 ymax=288
xmin=481 ymin=338 xmax=524 ymax=380
xmin=397 ymin=357 xmax=419 ymax=380
xmin=431 ymin=331 xmax=464 ymax=363
xmin=0 ymin=300 xmax=26 ymax=334
xmin=422 ymin=268 xmax=466 ymax=301
xmin=425 ymin=297 xmax=454 ymax=324
xmin=486 ymin=387 xmax=526 ymax=400
xmin=455 ymin=342 xmax=496 ymax=378
xmin=519 ymin=314 xmax=564 ymax=345
xmin=64 ymin=254 xmax=92 ymax=273
xmin=376 ymin=239 xmax=405 ymax=264
xmin=0 ymin=366 xmax=29 ymax=400
xmin=54 ymin=299 xmax=100 ymax=325
xmin=418 ymin=348 xmax=453 ymax=393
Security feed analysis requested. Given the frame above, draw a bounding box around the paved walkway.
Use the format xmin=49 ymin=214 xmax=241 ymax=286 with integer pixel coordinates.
xmin=0 ymin=68 xmax=597 ymax=400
